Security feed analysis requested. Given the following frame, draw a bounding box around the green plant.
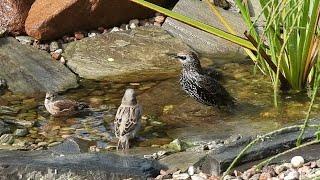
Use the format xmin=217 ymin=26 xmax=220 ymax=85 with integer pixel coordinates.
xmin=131 ymin=0 xmax=319 ymax=106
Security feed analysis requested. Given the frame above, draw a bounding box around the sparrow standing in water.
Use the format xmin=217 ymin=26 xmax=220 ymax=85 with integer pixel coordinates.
xmin=114 ymin=89 xmax=142 ymax=150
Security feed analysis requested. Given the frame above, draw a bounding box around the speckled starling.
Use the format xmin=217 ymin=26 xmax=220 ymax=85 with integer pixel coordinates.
xmin=174 ymin=51 xmax=235 ymax=108
xmin=114 ymin=89 xmax=142 ymax=150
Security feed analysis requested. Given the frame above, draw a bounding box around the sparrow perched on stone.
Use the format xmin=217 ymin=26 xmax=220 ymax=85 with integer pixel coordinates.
xmin=114 ymin=89 xmax=142 ymax=150
xmin=44 ymin=92 xmax=89 ymax=117
xmin=173 ymin=51 xmax=235 ymax=109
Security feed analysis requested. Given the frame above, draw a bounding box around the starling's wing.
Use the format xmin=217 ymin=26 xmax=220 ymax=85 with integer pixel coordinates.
xmin=197 ymin=74 xmax=234 ymax=105
xmin=52 ymin=100 xmax=77 ymax=112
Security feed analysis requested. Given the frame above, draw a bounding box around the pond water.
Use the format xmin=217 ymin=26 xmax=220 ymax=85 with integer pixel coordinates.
xmin=0 ymin=56 xmax=319 ymax=152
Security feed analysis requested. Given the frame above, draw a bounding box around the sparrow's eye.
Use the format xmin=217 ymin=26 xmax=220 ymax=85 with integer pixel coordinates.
xmin=178 ymin=56 xmax=187 ymax=60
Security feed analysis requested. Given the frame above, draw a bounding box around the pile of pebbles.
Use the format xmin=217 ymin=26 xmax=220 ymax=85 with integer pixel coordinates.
xmin=12 ymin=13 xmax=166 ymax=65
xmin=224 ymin=156 xmax=320 ymax=180
xmin=154 ymin=156 xmax=320 ymax=180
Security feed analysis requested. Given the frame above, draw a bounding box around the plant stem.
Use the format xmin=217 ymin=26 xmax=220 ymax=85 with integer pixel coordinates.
xmin=130 ymin=0 xmax=257 ymax=51
xmin=223 ymin=124 xmax=319 ymax=177
xmin=244 ymin=32 xmax=291 ymax=91
xmin=256 ymin=140 xmax=320 ymax=170
xmin=296 ymin=76 xmax=320 ymax=146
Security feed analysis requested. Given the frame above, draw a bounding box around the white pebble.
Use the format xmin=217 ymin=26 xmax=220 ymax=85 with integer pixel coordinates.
xmin=60 ymin=57 xmax=66 ymax=64
xmin=107 ymin=58 xmax=114 ymax=62
xmin=188 ymin=166 xmax=195 ymax=176
xmin=284 ymin=170 xmax=299 ymax=180
xmin=172 ymin=173 xmax=190 ymax=179
xmin=291 ymin=156 xmax=304 ymax=168
xmin=191 ymin=174 xmax=206 ymax=180
xmin=129 ymin=19 xmax=139 ymax=25
xmin=129 ymin=23 xmax=137 ymax=29
xmin=54 ymin=49 xmax=63 ymax=54
xmin=110 ymin=27 xmax=120 ymax=33
xmin=120 ymin=24 xmax=129 ymax=31
xmin=88 ymin=31 xmax=99 ymax=37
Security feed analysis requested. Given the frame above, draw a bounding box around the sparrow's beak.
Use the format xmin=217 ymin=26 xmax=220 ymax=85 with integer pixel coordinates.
xmin=166 ymin=53 xmax=178 ymax=58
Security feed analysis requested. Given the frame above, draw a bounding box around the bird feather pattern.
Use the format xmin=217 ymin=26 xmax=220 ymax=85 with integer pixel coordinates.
xmin=114 ymin=104 xmax=142 ymax=138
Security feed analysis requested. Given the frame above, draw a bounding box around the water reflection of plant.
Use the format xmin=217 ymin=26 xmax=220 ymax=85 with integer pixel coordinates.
xmin=131 ymin=0 xmax=319 ymax=176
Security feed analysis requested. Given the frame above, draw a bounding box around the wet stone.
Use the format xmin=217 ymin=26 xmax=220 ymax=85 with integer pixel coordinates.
xmin=0 ymin=121 xmax=11 ymax=136
xmin=0 ymin=27 xmax=6 ymax=37
xmin=49 ymin=41 xmax=60 ymax=52
xmin=14 ymin=128 xmax=28 ymax=137
xmin=15 ymin=36 xmax=35 ymax=45
xmin=0 ymin=134 xmax=14 ymax=145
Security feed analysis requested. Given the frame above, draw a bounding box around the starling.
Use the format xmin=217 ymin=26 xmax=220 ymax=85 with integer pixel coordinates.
xmin=174 ymin=51 xmax=235 ymax=108
xmin=44 ymin=92 xmax=89 ymax=117
xmin=114 ymin=89 xmax=142 ymax=150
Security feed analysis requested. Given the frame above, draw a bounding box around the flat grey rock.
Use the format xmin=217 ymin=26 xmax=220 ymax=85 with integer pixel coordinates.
xmin=159 ymin=151 xmax=207 ymax=172
xmin=0 ymin=138 xmax=164 ymax=179
xmin=162 ymin=0 xmax=247 ymax=58
xmin=0 ymin=37 xmax=78 ymax=94
xmin=64 ymin=26 xmax=192 ymax=82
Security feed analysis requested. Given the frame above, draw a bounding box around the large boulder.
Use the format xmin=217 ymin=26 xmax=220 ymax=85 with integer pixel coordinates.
xmin=162 ymin=0 xmax=247 ymax=58
xmin=63 ymin=26 xmax=192 ymax=82
xmin=0 ymin=0 xmax=35 ymax=35
xmin=25 ymin=0 xmax=168 ymax=40
xmin=0 ymin=37 xmax=78 ymax=94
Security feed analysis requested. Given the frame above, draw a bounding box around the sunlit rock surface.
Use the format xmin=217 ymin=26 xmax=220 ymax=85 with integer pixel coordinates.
xmin=0 ymin=37 xmax=78 ymax=94
xmin=64 ymin=26 xmax=192 ymax=82
xmin=162 ymin=0 xmax=247 ymax=58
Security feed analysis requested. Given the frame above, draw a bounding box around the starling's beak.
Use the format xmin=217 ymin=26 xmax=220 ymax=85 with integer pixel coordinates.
xmin=166 ymin=53 xmax=178 ymax=59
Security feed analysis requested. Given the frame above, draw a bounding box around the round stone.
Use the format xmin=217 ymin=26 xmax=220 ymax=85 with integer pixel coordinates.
xmin=291 ymin=156 xmax=304 ymax=168
xmin=14 ymin=128 xmax=28 ymax=137
xmin=49 ymin=41 xmax=60 ymax=52
xmin=284 ymin=170 xmax=299 ymax=180
xmin=188 ymin=166 xmax=195 ymax=176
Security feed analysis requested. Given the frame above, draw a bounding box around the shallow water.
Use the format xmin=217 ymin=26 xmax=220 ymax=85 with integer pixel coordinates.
xmin=0 ymin=57 xmax=319 ymax=152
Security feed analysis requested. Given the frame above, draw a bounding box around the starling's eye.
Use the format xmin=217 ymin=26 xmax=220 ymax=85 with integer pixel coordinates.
xmin=178 ymin=56 xmax=187 ymax=60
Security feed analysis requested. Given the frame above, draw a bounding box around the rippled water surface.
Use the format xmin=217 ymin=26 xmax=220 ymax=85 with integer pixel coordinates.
xmin=1 ymin=57 xmax=319 ymax=152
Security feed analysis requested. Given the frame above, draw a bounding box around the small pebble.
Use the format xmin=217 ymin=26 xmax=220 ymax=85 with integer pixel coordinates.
xmin=172 ymin=173 xmax=189 ymax=179
xmin=120 ymin=24 xmax=129 ymax=31
xmin=48 ymin=141 xmax=61 ymax=147
xmin=88 ymin=31 xmax=99 ymax=37
xmin=0 ymin=134 xmax=14 ymax=145
xmin=15 ymin=36 xmax=34 ymax=45
xmin=74 ymin=32 xmax=85 ymax=40
xmin=188 ymin=166 xmax=195 ymax=176
xmin=49 ymin=41 xmax=60 ymax=52
xmin=0 ymin=27 xmax=6 ymax=37
xmin=109 ymin=27 xmax=120 ymax=33
xmin=291 ymin=156 xmax=304 ymax=168
xmin=316 ymin=159 xmax=320 ymax=168
xmin=191 ymin=174 xmax=206 ymax=180
xmin=39 ymin=44 xmax=50 ymax=52
xmin=284 ymin=170 xmax=299 ymax=180
xmin=60 ymin=57 xmax=66 ymax=64
xmin=153 ymin=22 xmax=161 ymax=27
xmin=129 ymin=19 xmax=139 ymax=29
xmin=14 ymin=128 xmax=28 ymax=137
xmin=37 ymin=142 xmax=48 ymax=147
xmin=154 ymin=15 xmax=165 ymax=23
xmin=249 ymin=173 xmax=261 ymax=180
